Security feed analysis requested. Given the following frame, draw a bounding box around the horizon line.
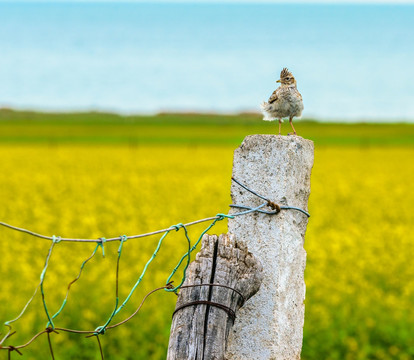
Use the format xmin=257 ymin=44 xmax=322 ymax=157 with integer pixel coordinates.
xmin=1 ymin=107 xmax=413 ymax=124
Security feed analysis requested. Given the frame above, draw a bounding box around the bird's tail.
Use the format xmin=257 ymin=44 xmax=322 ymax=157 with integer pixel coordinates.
xmin=260 ymin=101 xmax=281 ymax=121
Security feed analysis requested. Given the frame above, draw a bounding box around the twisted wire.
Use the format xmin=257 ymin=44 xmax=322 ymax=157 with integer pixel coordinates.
xmin=0 ymin=178 xmax=309 ymax=355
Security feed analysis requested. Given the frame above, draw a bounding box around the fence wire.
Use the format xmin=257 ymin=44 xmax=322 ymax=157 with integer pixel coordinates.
xmin=0 ymin=178 xmax=309 ymax=359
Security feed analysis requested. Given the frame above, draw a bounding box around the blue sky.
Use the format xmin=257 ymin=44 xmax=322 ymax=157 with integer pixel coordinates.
xmin=2 ymin=0 xmax=414 ymax=3
xmin=1 ymin=1 xmax=413 ymax=120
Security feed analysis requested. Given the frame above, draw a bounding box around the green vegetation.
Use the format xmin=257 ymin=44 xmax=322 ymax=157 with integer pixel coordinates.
xmin=1 ymin=109 xmax=413 ymax=146
xmin=0 ymin=109 xmax=413 ymax=359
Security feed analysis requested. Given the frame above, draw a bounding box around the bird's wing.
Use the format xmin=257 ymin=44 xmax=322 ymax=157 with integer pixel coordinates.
xmin=268 ymin=89 xmax=279 ymax=104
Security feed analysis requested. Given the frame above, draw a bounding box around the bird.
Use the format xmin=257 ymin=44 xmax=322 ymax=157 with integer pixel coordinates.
xmin=261 ymin=68 xmax=304 ymax=135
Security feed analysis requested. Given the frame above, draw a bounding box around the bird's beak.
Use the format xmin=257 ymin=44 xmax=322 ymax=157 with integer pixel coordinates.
xmin=276 ymin=79 xmax=281 ymax=83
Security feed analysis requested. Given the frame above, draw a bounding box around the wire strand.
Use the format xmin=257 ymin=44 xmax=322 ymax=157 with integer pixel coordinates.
xmin=0 ymin=177 xmax=310 ymax=354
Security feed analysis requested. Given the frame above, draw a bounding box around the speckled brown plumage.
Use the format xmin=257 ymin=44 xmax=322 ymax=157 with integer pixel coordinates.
xmin=261 ymin=68 xmax=304 ymax=135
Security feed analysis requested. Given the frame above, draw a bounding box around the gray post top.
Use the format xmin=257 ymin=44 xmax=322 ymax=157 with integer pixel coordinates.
xmin=230 ymin=134 xmax=314 ymax=214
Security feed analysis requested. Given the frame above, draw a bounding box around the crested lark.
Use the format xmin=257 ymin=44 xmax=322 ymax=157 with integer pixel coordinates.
xmin=261 ymin=68 xmax=304 ymax=135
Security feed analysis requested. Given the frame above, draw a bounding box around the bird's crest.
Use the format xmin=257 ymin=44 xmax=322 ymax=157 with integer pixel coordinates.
xmin=280 ymin=68 xmax=293 ymax=79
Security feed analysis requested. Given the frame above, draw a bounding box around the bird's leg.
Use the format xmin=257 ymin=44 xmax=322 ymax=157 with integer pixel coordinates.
xmin=278 ymin=119 xmax=282 ymax=135
xmin=289 ymin=117 xmax=297 ymax=135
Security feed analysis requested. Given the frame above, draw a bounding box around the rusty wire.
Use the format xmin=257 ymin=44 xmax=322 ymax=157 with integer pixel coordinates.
xmin=0 ymin=178 xmax=309 ymax=244
xmin=0 ymin=216 xmax=226 ymax=243
xmin=0 ymin=284 xmax=172 ymax=356
xmin=0 ymin=282 xmax=244 ymax=358
xmin=0 ymin=178 xmax=309 ymax=358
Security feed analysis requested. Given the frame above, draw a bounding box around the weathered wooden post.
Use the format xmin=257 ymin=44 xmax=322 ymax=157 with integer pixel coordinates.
xmin=167 ymin=233 xmax=263 ymax=359
xmin=225 ymin=135 xmax=314 ymax=359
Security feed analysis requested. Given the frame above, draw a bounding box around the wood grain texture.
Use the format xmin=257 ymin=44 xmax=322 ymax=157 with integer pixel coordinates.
xmin=167 ymin=233 xmax=263 ymax=360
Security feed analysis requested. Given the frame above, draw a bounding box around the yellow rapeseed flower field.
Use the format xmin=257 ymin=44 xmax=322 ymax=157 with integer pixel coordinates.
xmin=0 ymin=143 xmax=413 ymax=359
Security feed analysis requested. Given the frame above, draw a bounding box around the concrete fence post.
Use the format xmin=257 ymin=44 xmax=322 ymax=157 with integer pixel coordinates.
xmin=167 ymin=135 xmax=314 ymax=359
xmin=225 ymin=134 xmax=314 ymax=360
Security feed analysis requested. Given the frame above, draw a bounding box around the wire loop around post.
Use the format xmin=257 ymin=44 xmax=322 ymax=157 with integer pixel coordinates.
xmin=0 ymin=178 xmax=309 ymax=244
xmin=230 ymin=178 xmax=310 ymax=218
xmin=0 ymin=177 xmax=309 ymax=354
